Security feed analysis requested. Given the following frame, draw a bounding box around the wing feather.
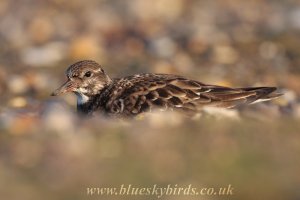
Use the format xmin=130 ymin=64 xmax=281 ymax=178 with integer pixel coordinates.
xmin=108 ymin=74 xmax=281 ymax=116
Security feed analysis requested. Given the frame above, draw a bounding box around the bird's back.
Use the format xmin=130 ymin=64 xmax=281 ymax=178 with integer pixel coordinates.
xmin=100 ymin=73 xmax=281 ymax=117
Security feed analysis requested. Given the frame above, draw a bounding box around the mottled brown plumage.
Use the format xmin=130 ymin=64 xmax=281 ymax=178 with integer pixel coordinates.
xmin=52 ymin=60 xmax=282 ymax=117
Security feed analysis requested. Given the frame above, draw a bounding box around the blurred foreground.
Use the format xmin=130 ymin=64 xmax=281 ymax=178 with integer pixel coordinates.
xmin=0 ymin=110 xmax=300 ymax=200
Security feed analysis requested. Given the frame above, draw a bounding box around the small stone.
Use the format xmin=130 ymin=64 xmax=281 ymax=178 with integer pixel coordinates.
xmin=69 ymin=36 xmax=103 ymax=60
xmin=173 ymin=52 xmax=194 ymax=73
xmin=21 ymin=42 xmax=66 ymax=67
xmin=151 ymin=36 xmax=176 ymax=58
xmin=28 ymin=17 xmax=54 ymax=44
xmin=8 ymin=75 xmax=29 ymax=94
xmin=213 ymin=45 xmax=239 ymax=64
xmin=289 ymin=8 xmax=300 ymax=30
xmin=294 ymin=104 xmax=300 ymax=119
xmin=9 ymin=97 xmax=27 ymax=108
xmin=42 ymin=101 xmax=75 ymax=133
xmin=153 ymin=60 xmax=176 ymax=74
xmin=259 ymin=41 xmax=279 ymax=60
xmin=280 ymin=89 xmax=297 ymax=104
xmin=130 ymin=0 xmax=184 ymax=20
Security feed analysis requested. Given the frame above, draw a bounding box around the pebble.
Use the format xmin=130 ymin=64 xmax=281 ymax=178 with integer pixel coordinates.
xmin=259 ymin=41 xmax=279 ymax=60
xmin=289 ymin=8 xmax=300 ymax=30
xmin=8 ymin=97 xmax=27 ymax=108
xmin=42 ymin=101 xmax=76 ymax=133
xmin=28 ymin=17 xmax=54 ymax=44
xmin=69 ymin=36 xmax=103 ymax=60
xmin=7 ymin=75 xmax=29 ymax=94
xmin=21 ymin=42 xmax=66 ymax=67
xmin=151 ymin=36 xmax=177 ymax=58
xmin=213 ymin=45 xmax=239 ymax=64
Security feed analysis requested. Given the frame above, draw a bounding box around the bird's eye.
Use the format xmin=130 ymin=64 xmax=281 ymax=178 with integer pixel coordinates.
xmin=84 ymin=71 xmax=92 ymax=77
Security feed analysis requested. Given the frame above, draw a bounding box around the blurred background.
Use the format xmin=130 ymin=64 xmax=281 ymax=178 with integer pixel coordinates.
xmin=0 ymin=0 xmax=300 ymax=199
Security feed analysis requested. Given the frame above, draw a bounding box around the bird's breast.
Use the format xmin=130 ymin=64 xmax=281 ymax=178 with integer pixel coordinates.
xmin=76 ymin=93 xmax=90 ymax=105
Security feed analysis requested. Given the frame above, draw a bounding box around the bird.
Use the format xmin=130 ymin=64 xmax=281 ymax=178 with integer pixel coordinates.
xmin=51 ymin=60 xmax=282 ymax=117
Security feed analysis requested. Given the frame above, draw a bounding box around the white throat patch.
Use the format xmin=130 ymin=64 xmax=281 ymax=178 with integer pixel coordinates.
xmin=76 ymin=87 xmax=90 ymax=105
xmin=77 ymin=93 xmax=90 ymax=105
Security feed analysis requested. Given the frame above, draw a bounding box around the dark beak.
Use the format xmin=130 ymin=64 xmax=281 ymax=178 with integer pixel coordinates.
xmin=51 ymin=80 xmax=77 ymax=96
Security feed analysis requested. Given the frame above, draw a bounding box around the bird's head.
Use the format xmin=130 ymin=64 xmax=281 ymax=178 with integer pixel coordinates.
xmin=51 ymin=60 xmax=112 ymax=99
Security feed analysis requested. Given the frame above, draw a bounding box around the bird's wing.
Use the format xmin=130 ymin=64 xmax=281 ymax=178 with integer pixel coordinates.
xmin=108 ymin=74 xmax=281 ymax=115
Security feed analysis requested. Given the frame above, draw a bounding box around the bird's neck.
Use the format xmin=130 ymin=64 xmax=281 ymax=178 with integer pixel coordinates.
xmin=76 ymin=93 xmax=93 ymax=115
xmin=75 ymin=84 xmax=112 ymax=115
xmin=76 ymin=93 xmax=90 ymax=105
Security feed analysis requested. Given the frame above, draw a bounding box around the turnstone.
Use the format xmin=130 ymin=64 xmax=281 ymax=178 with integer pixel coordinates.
xmin=51 ymin=60 xmax=282 ymax=117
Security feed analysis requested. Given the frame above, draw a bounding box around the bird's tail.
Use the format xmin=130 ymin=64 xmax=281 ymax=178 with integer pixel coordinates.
xmin=197 ymin=86 xmax=283 ymax=109
xmin=237 ymin=87 xmax=282 ymax=104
